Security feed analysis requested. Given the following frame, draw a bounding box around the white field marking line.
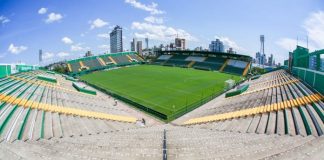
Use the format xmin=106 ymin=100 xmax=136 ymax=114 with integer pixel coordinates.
xmin=6 ymin=107 xmax=24 ymax=142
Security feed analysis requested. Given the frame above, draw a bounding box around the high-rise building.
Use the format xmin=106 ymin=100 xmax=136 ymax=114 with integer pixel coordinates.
xmin=39 ymin=49 xmax=43 ymax=62
xmin=110 ymin=25 xmax=123 ymax=53
xmin=175 ymin=38 xmax=185 ymax=50
xmin=194 ymin=46 xmax=203 ymax=51
xmin=259 ymin=35 xmax=267 ymax=66
xmin=227 ymin=48 xmax=235 ymax=54
xmin=131 ymin=38 xmax=143 ymax=55
xmin=260 ymin=35 xmax=265 ymax=55
xmin=268 ymin=54 xmax=273 ymax=66
xmin=209 ymin=39 xmax=224 ymax=52
xmin=137 ymin=41 xmax=143 ymax=55
xmin=255 ymin=52 xmax=261 ymax=64
xmin=85 ymin=51 xmax=93 ymax=57
xmin=131 ymin=38 xmax=137 ymax=52
xmin=145 ymin=38 xmax=149 ymax=49
xmin=261 ymin=54 xmax=267 ymax=65
xmin=168 ymin=43 xmax=175 ymax=50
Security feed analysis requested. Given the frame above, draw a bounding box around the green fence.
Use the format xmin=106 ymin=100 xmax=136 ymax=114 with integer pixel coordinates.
xmin=292 ymin=67 xmax=324 ymax=95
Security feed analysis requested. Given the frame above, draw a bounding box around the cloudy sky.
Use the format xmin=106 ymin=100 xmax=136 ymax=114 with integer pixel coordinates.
xmin=0 ymin=0 xmax=324 ymax=65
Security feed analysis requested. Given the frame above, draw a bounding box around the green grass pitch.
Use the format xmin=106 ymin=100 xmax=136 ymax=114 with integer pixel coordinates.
xmin=80 ymin=65 xmax=241 ymax=119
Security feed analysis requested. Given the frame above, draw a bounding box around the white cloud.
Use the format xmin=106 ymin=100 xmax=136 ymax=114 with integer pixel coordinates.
xmin=42 ymin=52 xmax=54 ymax=60
xmin=131 ymin=22 xmax=197 ymax=41
xmin=277 ymin=10 xmax=324 ymax=52
xmin=276 ymin=38 xmax=297 ymax=51
xmin=125 ymin=0 xmax=164 ymax=15
xmin=97 ymin=33 xmax=110 ymax=39
xmin=98 ymin=44 xmax=110 ymax=50
xmin=90 ymin=18 xmax=108 ymax=29
xmin=45 ymin=12 xmax=63 ymax=23
xmin=303 ymin=11 xmax=324 ymax=49
xmin=214 ymin=35 xmax=246 ymax=52
xmin=57 ymin=52 xmax=69 ymax=58
xmin=71 ymin=44 xmax=83 ymax=51
xmin=7 ymin=43 xmax=28 ymax=54
xmin=61 ymin=37 xmax=73 ymax=44
xmin=276 ymin=38 xmax=316 ymax=51
xmin=71 ymin=43 xmax=89 ymax=51
xmin=0 ymin=16 xmax=10 ymax=24
xmin=38 ymin=8 xmax=47 ymax=14
xmin=144 ymin=16 xmax=163 ymax=24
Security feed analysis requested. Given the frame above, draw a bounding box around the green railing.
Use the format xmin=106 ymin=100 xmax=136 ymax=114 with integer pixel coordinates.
xmin=72 ymin=82 xmax=97 ymax=95
xmin=292 ymin=67 xmax=324 ymax=95
xmin=37 ymin=75 xmax=57 ymax=83
xmin=225 ymin=84 xmax=249 ymax=97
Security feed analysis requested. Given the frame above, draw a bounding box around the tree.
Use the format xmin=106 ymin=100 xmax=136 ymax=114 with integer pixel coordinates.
xmin=53 ymin=65 xmax=68 ymax=74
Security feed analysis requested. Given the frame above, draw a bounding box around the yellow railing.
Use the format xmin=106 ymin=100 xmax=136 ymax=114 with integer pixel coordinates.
xmin=227 ymin=79 xmax=299 ymax=99
xmin=187 ymin=61 xmax=196 ymax=68
xmin=98 ymin=57 xmax=106 ymax=66
xmin=9 ymin=75 xmax=93 ymax=96
xmin=242 ymin=62 xmax=251 ymax=76
xmin=79 ymin=61 xmax=85 ymax=68
xmin=183 ymin=94 xmax=323 ymax=125
xmin=219 ymin=59 xmax=229 ymax=72
xmin=67 ymin=64 xmax=72 ymax=72
xmin=126 ymin=55 xmax=133 ymax=62
xmin=0 ymin=93 xmax=137 ymax=123
xmin=109 ymin=57 xmax=117 ymax=64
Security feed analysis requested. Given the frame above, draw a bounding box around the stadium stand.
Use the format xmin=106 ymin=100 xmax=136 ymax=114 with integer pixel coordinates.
xmin=162 ymin=55 xmax=189 ymax=67
xmin=182 ymin=69 xmax=324 ymax=137
xmin=194 ymin=56 xmax=227 ymax=71
xmin=0 ymin=124 xmax=322 ymax=159
xmin=153 ymin=51 xmax=252 ymax=76
xmin=100 ymin=55 xmax=114 ymax=65
xmin=67 ymin=52 xmax=144 ymax=76
xmin=0 ymin=47 xmax=323 ymax=159
xmin=0 ymin=70 xmax=154 ymax=144
xmin=223 ymin=59 xmax=248 ymax=75
xmin=82 ymin=57 xmax=102 ymax=69
xmin=112 ymin=55 xmax=131 ymax=64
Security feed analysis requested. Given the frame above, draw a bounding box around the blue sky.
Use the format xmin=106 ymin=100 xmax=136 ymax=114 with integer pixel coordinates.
xmin=1 ymin=0 xmax=324 ymax=65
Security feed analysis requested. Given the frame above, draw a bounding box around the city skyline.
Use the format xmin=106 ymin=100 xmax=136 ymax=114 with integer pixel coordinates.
xmin=1 ymin=0 xmax=324 ymax=65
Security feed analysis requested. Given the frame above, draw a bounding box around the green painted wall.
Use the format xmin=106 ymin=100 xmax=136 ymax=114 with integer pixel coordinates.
xmin=0 ymin=65 xmax=11 ymax=78
xmin=16 ymin=65 xmax=38 ymax=72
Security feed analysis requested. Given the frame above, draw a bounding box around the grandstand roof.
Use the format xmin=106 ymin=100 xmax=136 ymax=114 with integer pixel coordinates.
xmin=158 ymin=50 xmax=252 ymax=62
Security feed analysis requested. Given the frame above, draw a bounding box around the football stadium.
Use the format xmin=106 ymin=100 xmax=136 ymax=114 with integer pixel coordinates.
xmin=0 ymin=46 xmax=323 ymax=159
xmin=1 ymin=0 xmax=324 ymax=159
